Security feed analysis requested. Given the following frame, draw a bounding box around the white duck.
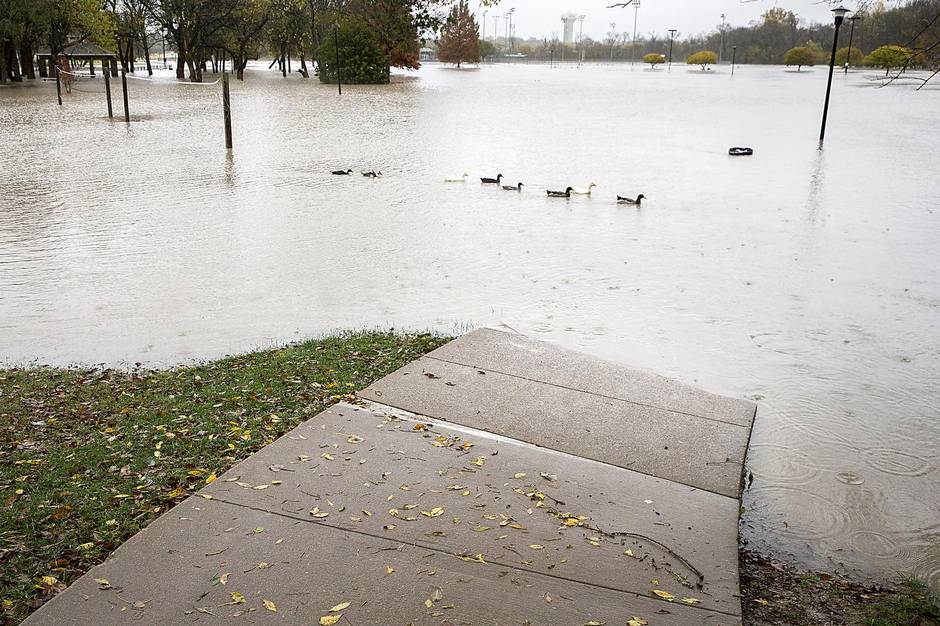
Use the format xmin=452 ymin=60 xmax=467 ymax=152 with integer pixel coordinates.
xmin=571 ymin=182 xmax=598 ymax=195
xmin=444 ymin=172 xmax=469 ymax=183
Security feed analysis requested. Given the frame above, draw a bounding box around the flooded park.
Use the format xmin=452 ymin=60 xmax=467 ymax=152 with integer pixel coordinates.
xmin=1 ymin=60 xmax=939 ymax=594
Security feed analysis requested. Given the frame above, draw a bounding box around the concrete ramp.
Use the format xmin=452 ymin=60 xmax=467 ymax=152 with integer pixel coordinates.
xmin=26 ymin=330 xmax=754 ymax=625
xmin=360 ymin=328 xmax=756 ymax=498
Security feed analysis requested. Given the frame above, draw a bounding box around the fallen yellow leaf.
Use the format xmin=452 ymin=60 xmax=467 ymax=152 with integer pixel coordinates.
xmin=385 ymin=565 xmax=395 ymax=575
xmin=627 ymin=618 xmax=648 ymax=626
xmin=652 ymin=589 xmax=675 ymax=601
xmin=681 ymin=597 xmax=700 ymax=605
xmin=528 ymin=544 xmax=544 ymax=550
xmin=205 ymin=473 xmax=217 ymax=485
xmin=754 ymin=598 xmax=770 ymax=606
xmin=230 ymin=592 xmax=246 ymax=604
xmin=320 ymin=615 xmax=342 ymax=625
xmin=421 ymin=507 xmax=445 ymax=518
xmin=262 ymin=598 xmax=277 ymax=612
xmin=329 ymin=602 xmax=351 ymax=612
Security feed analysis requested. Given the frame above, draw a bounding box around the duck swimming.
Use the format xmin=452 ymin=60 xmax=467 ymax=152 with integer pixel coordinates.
xmin=571 ymin=182 xmax=598 ymax=195
xmin=617 ymin=194 xmax=646 ymax=205
xmin=362 ymin=170 xmax=382 ymax=178
xmin=481 ymin=174 xmax=503 ymax=184
xmin=547 ymin=187 xmax=574 ymax=198
xmin=502 ymin=182 xmax=524 ymax=191
xmin=332 ymin=169 xmax=353 ymax=175
xmin=445 ymin=172 xmax=469 ymax=183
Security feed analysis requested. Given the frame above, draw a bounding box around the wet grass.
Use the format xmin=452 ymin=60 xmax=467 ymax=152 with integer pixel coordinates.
xmin=865 ymin=576 xmax=940 ymax=626
xmin=742 ymin=550 xmax=940 ymax=626
xmin=0 ymin=332 xmax=448 ymax=624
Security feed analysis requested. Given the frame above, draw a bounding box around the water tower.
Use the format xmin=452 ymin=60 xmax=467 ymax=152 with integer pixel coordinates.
xmin=561 ymin=14 xmax=579 ymax=44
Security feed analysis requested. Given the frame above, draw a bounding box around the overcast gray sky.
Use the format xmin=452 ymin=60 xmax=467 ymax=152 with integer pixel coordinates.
xmin=471 ymin=0 xmax=844 ymax=41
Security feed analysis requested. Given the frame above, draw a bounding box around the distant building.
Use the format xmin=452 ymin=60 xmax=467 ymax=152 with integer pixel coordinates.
xmin=561 ymin=14 xmax=579 ymax=44
xmin=420 ymin=47 xmax=437 ymax=62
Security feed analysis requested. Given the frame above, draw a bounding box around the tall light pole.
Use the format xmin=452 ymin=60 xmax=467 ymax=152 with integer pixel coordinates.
xmin=493 ymin=14 xmax=500 ymax=48
xmin=508 ymin=8 xmax=516 ymax=54
xmin=609 ymin=22 xmax=617 ymax=61
xmin=577 ymin=15 xmax=585 ymax=66
xmin=482 ymin=10 xmax=487 ymax=43
xmin=667 ymin=28 xmax=677 ymax=69
xmin=631 ymin=0 xmax=640 ymax=65
xmin=845 ymin=15 xmax=861 ymax=74
xmin=820 ymin=6 xmax=850 ymax=144
xmin=718 ymin=13 xmax=726 ymax=64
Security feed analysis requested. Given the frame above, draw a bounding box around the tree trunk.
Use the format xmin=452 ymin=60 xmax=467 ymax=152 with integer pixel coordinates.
xmin=0 ymin=41 xmax=9 ymax=83
xmin=19 ymin=42 xmax=35 ymax=79
xmin=142 ymin=30 xmax=152 ymax=75
xmin=299 ymin=54 xmax=309 ymax=78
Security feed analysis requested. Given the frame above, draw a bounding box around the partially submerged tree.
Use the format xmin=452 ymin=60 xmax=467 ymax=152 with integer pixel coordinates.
xmin=865 ymin=44 xmax=913 ymax=75
xmin=686 ymin=50 xmax=718 ymax=70
xmin=835 ymin=46 xmax=865 ymax=67
xmin=643 ymin=52 xmax=665 ymax=68
xmin=316 ymin=16 xmax=388 ymax=84
xmin=437 ymin=0 xmax=479 ymax=67
xmin=783 ymin=46 xmax=817 ymax=70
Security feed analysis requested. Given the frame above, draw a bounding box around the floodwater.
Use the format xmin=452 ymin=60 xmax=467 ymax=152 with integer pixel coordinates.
xmin=1 ymin=62 xmax=938 ymax=588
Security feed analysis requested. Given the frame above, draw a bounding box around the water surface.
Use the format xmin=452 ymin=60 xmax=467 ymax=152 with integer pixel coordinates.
xmin=1 ymin=62 xmax=938 ymax=588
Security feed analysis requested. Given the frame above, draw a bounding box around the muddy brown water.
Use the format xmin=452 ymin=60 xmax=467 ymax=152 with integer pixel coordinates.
xmin=0 ymin=62 xmax=938 ymax=590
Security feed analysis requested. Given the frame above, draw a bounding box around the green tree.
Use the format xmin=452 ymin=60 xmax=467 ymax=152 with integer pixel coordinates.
xmin=316 ymin=17 xmax=388 ymax=84
xmin=783 ymin=46 xmax=817 ymax=70
xmin=864 ymin=44 xmax=912 ymax=75
xmin=437 ymin=0 xmax=479 ymax=67
xmin=687 ymin=50 xmax=718 ymax=70
xmin=479 ymin=38 xmax=496 ymax=60
xmin=835 ymin=46 xmax=864 ymax=67
xmin=643 ymin=52 xmax=664 ymax=68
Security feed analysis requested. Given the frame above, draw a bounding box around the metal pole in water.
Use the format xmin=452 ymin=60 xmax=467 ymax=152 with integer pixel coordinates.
xmin=223 ymin=71 xmax=233 ymax=150
xmin=819 ymin=7 xmax=848 ymax=144
xmin=104 ymin=68 xmax=113 ymax=117
xmin=334 ymin=25 xmax=342 ymax=95
xmin=121 ymin=69 xmax=129 ymax=123
xmin=731 ymin=46 xmax=737 ymax=76
xmin=55 ymin=64 xmax=62 ymax=106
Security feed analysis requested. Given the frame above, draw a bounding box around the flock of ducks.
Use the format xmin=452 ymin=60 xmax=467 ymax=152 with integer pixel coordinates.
xmin=449 ymin=173 xmax=646 ymax=205
xmin=333 ymin=169 xmax=382 ymax=178
xmin=331 ymin=168 xmax=647 ymax=206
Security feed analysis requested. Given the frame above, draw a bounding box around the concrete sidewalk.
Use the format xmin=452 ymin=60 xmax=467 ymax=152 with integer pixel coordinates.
xmin=26 ymin=329 xmax=756 ymax=625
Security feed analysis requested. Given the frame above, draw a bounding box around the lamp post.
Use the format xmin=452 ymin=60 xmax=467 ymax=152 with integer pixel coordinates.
xmin=577 ymin=15 xmax=585 ymax=67
xmin=845 ymin=15 xmax=861 ymax=74
xmin=508 ymin=8 xmax=516 ymax=54
xmin=493 ymin=14 xmax=500 ymax=47
xmin=631 ymin=0 xmax=640 ymax=65
xmin=482 ymin=10 xmax=487 ymax=44
xmin=719 ymin=13 xmax=726 ymax=64
xmin=731 ymin=45 xmax=737 ymax=75
xmin=819 ymin=6 xmax=849 ymax=144
xmin=667 ymin=28 xmax=677 ymax=69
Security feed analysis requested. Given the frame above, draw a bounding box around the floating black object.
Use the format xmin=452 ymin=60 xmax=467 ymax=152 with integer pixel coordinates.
xmin=729 ymin=147 xmax=754 ymax=156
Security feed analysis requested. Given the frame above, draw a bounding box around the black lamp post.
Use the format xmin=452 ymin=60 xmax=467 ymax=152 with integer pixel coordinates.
xmin=819 ymin=6 xmax=849 ymax=145
xmin=845 ymin=15 xmax=861 ymax=74
xmin=667 ymin=28 xmax=677 ymax=69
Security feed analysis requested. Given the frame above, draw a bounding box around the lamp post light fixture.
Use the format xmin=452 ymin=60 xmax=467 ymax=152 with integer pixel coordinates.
xmin=667 ymin=28 xmax=677 ymax=69
xmin=845 ymin=15 xmax=861 ymax=74
xmin=819 ymin=6 xmax=850 ymax=144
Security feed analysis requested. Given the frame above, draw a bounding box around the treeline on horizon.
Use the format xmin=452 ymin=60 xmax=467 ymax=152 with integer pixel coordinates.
xmin=0 ymin=0 xmax=937 ymax=85
xmin=500 ymin=1 xmax=939 ymax=68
